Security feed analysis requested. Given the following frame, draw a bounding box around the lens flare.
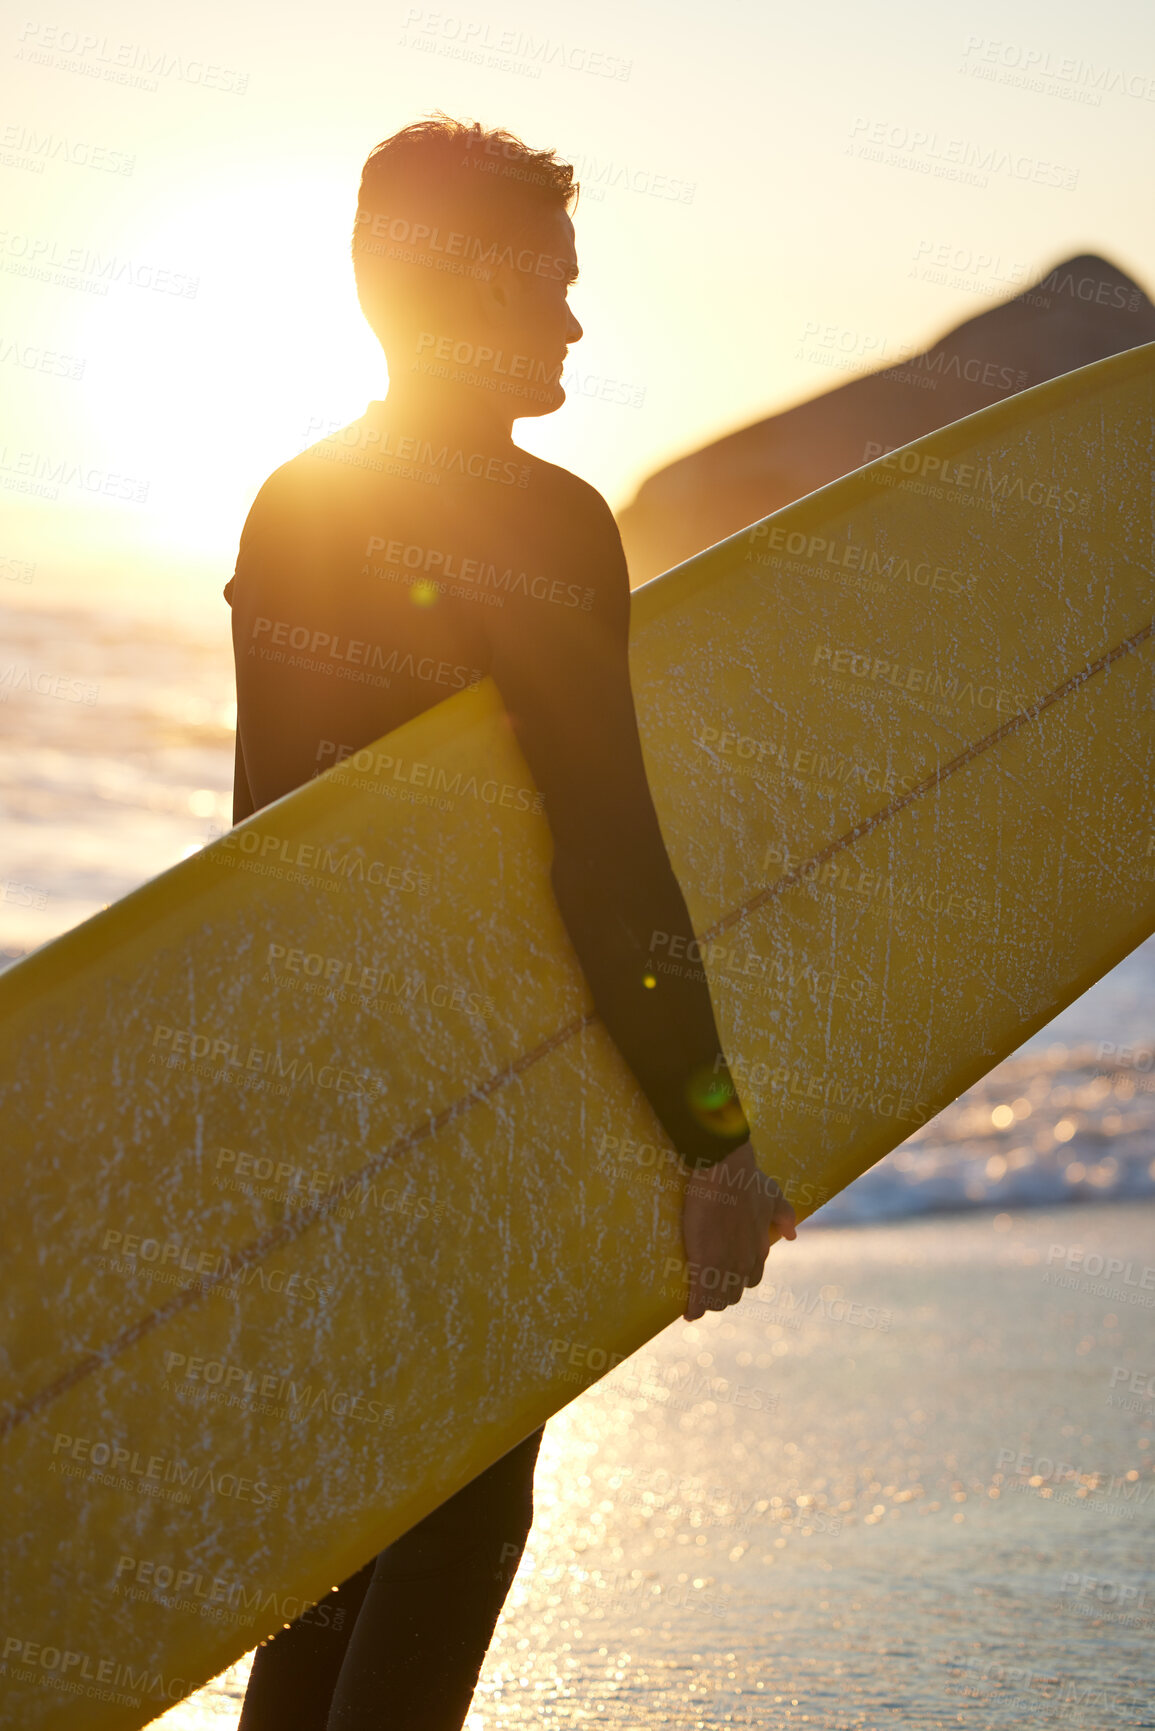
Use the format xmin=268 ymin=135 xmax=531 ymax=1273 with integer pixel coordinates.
xmin=685 ymin=1065 xmax=749 ymax=1137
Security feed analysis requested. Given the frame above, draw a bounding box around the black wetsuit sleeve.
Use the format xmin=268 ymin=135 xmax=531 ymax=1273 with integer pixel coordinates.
xmin=480 ymin=483 xmax=749 ymax=1172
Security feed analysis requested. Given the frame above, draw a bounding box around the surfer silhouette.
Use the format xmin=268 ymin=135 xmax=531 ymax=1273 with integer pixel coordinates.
xmin=227 ymin=115 xmax=796 ymax=1731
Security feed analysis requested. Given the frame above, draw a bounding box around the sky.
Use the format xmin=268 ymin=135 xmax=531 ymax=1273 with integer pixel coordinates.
xmin=2 ymin=0 xmax=1153 ymax=625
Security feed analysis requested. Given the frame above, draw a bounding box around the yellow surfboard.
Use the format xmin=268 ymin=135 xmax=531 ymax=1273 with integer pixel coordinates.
xmin=1 ymin=344 xmax=1152 ymax=1728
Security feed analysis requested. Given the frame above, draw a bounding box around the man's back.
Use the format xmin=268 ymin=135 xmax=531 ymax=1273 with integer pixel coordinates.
xmin=226 ymin=401 xmax=748 ymax=1171
xmin=228 ymin=401 xmax=621 ymax=825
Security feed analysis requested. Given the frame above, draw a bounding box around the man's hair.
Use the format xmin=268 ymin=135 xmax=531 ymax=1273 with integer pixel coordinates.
xmin=351 ymin=113 xmax=579 ymax=352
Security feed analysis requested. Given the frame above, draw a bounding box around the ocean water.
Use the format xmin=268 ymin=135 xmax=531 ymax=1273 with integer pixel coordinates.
xmin=0 ymin=603 xmax=236 ymax=953
xmin=3 ymin=603 xmax=1153 ymax=1727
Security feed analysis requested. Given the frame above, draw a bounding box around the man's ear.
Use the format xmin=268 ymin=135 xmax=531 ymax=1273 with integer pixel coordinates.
xmin=474 ymin=268 xmax=513 ymax=329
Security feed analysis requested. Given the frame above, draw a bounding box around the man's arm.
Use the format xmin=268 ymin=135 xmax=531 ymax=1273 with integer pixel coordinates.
xmin=230 ymin=723 xmax=255 ymax=825
xmin=480 ymin=471 xmax=748 ymax=1172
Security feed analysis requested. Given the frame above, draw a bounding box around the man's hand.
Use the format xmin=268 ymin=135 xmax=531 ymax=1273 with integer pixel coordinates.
xmin=680 ymin=1141 xmax=797 ymax=1321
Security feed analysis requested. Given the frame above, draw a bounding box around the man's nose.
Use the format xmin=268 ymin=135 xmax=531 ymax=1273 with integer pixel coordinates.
xmin=566 ymin=307 xmax=583 ymax=343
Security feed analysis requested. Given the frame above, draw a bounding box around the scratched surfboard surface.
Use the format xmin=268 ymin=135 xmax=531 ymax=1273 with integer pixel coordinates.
xmin=0 ymin=343 xmax=1151 ymax=1727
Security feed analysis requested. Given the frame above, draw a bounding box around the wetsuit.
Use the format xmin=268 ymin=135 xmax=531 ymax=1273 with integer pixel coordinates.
xmin=228 ymin=401 xmax=746 ymax=1730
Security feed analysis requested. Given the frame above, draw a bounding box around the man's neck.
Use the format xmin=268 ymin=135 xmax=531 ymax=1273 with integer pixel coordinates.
xmin=374 ymin=378 xmax=516 ymax=446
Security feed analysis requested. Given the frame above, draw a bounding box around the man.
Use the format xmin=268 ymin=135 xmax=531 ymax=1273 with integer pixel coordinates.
xmin=228 ymin=114 xmax=796 ymax=1731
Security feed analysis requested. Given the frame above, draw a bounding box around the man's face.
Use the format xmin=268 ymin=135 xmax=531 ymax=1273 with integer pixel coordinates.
xmin=486 ymin=205 xmax=583 ymax=418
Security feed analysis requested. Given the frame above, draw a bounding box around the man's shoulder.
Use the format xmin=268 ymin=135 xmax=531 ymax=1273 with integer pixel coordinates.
xmin=519 ymin=452 xmax=623 ymax=553
xmin=240 ymin=402 xmax=391 ymax=536
xmin=242 ymin=434 xmax=359 ymax=530
xmin=227 ymin=433 xmax=356 ymax=607
xmin=522 ymin=450 xmax=613 ymax=517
